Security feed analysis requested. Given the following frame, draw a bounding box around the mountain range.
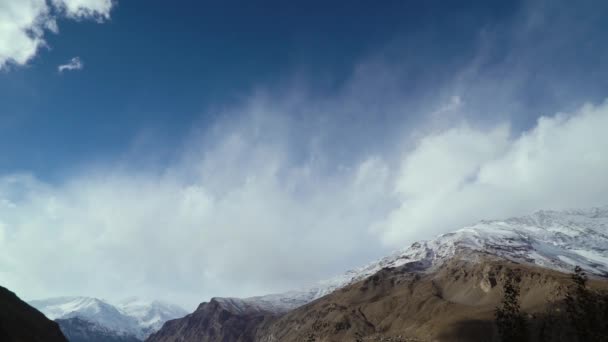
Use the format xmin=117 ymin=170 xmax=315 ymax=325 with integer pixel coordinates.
xmin=10 ymin=206 xmax=608 ymax=341
xmin=147 ymin=206 xmax=608 ymax=341
xmin=28 ymin=297 xmax=187 ymax=341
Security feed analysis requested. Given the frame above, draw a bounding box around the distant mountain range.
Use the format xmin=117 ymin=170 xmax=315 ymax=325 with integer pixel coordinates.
xmin=147 ymin=206 xmax=608 ymax=341
xmin=28 ymin=297 xmax=187 ymax=341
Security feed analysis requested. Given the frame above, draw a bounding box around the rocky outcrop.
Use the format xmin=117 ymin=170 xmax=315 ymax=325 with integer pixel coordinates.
xmin=146 ymin=298 xmax=276 ymax=342
xmin=0 ymin=285 xmax=68 ymax=342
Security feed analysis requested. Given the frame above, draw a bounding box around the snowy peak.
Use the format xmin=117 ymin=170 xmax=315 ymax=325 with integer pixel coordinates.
xmin=367 ymin=206 xmax=608 ymax=279
xmin=28 ymin=296 xmax=113 ymax=320
xmin=28 ymin=296 xmax=137 ymax=333
xmin=29 ymin=296 xmax=187 ymax=340
xmin=210 ymin=291 xmax=315 ymax=315
xmin=117 ymin=297 xmax=188 ymax=334
xmin=387 ymin=207 xmax=605 ymax=267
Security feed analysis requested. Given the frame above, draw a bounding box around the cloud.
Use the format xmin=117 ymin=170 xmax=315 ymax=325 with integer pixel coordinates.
xmin=1 ymin=88 xmax=608 ymax=309
xmin=376 ymin=101 xmax=608 ymax=244
xmin=52 ymin=0 xmax=113 ymax=20
xmin=57 ymin=56 xmax=83 ymax=72
xmin=0 ymin=0 xmax=113 ymax=70
xmin=1 ymin=0 xmax=608 ymax=310
xmin=0 ymin=96 xmax=394 ymax=308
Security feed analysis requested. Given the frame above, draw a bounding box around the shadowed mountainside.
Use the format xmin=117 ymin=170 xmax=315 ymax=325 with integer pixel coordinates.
xmin=56 ymin=317 xmax=141 ymax=342
xmin=146 ymin=297 xmax=277 ymax=342
xmin=0 ymin=285 xmax=68 ymax=342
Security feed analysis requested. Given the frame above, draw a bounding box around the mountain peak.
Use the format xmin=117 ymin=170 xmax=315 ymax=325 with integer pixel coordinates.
xmin=29 ymin=296 xmax=187 ymax=340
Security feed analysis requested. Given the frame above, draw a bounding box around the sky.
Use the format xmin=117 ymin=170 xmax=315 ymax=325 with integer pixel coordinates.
xmin=1 ymin=0 xmax=608 ymax=310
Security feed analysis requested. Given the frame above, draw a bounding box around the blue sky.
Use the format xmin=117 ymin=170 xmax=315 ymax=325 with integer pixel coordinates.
xmin=2 ymin=0 xmax=607 ymax=181
xmin=1 ymin=0 xmax=521 ymax=179
xmin=1 ymin=0 xmax=608 ymax=308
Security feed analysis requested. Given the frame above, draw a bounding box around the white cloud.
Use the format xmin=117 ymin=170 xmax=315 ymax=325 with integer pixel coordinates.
xmin=52 ymin=0 xmax=113 ymax=20
xmin=0 ymin=0 xmax=113 ymax=69
xmin=376 ymin=101 xmax=608 ymax=244
xmin=0 ymin=0 xmax=53 ymax=68
xmin=58 ymin=56 xmax=83 ymax=72
xmin=1 ymin=0 xmax=608 ymax=309
xmin=2 ymin=92 xmax=608 ymax=309
xmin=0 ymin=98 xmax=393 ymax=308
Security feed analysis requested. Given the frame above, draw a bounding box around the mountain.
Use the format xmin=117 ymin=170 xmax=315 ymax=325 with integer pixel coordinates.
xmin=29 ymin=297 xmax=141 ymax=338
xmin=0 ymin=285 xmax=67 ymax=342
xmin=116 ymin=298 xmax=189 ymax=337
xmin=55 ymin=317 xmax=140 ymax=342
xmin=146 ymin=298 xmax=276 ymax=342
xmin=255 ymin=256 xmax=608 ymax=342
xmin=232 ymin=206 xmax=608 ymax=313
xmin=148 ymin=206 xmax=608 ymax=342
xmin=29 ymin=296 xmax=187 ymax=341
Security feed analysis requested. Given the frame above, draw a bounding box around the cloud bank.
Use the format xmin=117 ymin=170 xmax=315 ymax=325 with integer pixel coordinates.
xmin=0 ymin=0 xmax=113 ymax=69
xmin=1 ymin=91 xmax=608 ymax=309
xmin=378 ymin=102 xmax=608 ymax=243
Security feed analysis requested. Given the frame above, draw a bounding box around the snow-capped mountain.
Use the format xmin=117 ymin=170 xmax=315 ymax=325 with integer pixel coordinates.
xmin=116 ymin=297 xmax=188 ymax=337
xmin=28 ymin=297 xmax=140 ymax=337
xmin=323 ymin=206 xmax=608 ymax=286
xmin=223 ymin=206 xmax=608 ymax=313
xmin=28 ymin=296 xmax=187 ymax=340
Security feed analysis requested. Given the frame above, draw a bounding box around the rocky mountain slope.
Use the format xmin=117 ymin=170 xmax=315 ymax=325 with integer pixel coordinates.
xmin=29 ymin=296 xmax=187 ymax=341
xmin=147 ymin=206 xmax=608 ymax=342
xmin=0 ymin=285 xmax=67 ymax=342
xmin=255 ymin=256 xmax=608 ymax=342
xmin=146 ymin=298 xmax=277 ymax=342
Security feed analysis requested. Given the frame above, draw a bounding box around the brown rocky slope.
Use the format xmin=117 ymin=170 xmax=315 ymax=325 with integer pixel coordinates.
xmin=146 ymin=296 xmax=277 ymax=342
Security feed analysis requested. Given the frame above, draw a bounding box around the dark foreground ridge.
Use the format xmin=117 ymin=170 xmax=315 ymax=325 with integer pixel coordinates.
xmin=0 ymin=285 xmax=68 ymax=342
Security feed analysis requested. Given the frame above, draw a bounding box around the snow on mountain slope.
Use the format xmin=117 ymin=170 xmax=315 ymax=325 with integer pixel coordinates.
xmin=116 ymin=297 xmax=188 ymax=336
xmin=29 ymin=297 xmax=140 ymax=336
xmin=229 ymin=206 xmax=608 ymax=313
xmin=29 ymin=296 xmax=187 ymax=340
